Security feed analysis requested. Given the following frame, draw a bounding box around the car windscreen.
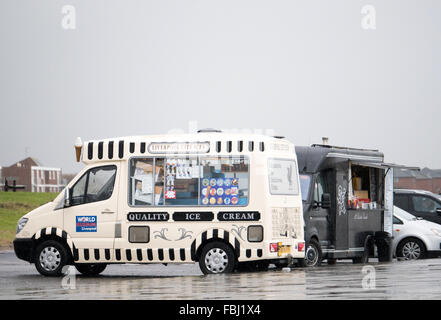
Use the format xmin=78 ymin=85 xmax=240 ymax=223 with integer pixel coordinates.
xmin=394 ymin=206 xmax=417 ymax=221
xmin=299 ymin=174 xmax=311 ymax=201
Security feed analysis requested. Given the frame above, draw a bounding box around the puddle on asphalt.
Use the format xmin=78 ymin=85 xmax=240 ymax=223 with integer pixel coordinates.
xmin=2 ymin=259 xmax=441 ymax=299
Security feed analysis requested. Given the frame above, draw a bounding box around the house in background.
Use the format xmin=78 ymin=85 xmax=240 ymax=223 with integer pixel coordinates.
xmin=0 ymin=157 xmax=63 ymax=192
xmin=394 ymin=167 xmax=441 ymax=194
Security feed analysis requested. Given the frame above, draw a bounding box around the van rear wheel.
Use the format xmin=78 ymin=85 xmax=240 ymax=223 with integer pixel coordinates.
xmin=199 ymin=241 xmax=236 ymax=275
xmin=34 ymin=240 xmax=69 ymax=277
xmin=75 ymin=263 xmax=107 ymax=276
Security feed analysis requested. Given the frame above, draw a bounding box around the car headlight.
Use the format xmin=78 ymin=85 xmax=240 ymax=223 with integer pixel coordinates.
xmin=430 ymin=228 xmax=441 ymax=237
xmin=16 ymin=217 xmax=28 ymax=234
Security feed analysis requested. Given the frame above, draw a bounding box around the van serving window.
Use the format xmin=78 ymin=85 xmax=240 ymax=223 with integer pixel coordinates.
xmin=129 ymin=156 xmax=249 ymax=207
xmin=268 ymin=158 xmax=299 ymax=195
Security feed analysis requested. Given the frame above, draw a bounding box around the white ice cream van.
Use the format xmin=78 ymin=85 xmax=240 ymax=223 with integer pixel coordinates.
xmin=14 ymin=130 xmax=305 ymax=276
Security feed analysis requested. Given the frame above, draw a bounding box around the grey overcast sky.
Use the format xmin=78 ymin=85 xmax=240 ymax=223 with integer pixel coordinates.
xmin=0 ymin=0 xmax=440 ymax=174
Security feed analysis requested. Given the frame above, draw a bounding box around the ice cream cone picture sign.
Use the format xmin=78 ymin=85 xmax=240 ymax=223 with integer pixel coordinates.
xmin=75 ymin=137 xmax=82 ymax=162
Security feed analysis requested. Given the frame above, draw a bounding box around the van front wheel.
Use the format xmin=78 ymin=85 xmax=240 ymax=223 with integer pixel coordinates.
xmin=75 ymin=263 xmax=107 ymax=276
xmin=299 ymin=239 xmax=322 ymax=267
xmin=199 ymin=241 xmax=236 ymax=275
xmin=34 ymin=240 xmax=69 ymax=277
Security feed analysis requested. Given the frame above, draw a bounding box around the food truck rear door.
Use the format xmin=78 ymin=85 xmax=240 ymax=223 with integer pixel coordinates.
xmin=334 ymin=168 xmax=349 ymax=251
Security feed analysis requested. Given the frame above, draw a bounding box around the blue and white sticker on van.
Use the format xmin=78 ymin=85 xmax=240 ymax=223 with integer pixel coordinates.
xmin=76 ymin=216 xmax=97 ymax=232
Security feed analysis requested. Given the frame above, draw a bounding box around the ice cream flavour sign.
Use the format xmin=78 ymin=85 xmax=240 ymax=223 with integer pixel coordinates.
xmin=148 ymin=142 xmax=210 ymax=154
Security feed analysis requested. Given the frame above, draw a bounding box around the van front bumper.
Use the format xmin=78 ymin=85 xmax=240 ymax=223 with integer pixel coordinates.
xmin=13 ymin=238 xmax=34 ymax=263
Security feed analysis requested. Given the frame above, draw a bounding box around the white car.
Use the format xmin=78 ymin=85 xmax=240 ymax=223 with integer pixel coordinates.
xmin=393 ymin=206 xmax=441 ymax=260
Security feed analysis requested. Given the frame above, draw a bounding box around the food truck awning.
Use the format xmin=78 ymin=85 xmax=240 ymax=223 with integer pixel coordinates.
xmin=350 ymin=161 xmax=420 ymax=171
xmin=325 ymin=152 xmax=384 ymax=163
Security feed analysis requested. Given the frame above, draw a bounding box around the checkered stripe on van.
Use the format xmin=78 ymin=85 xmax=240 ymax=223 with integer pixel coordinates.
xmin=72 ymin=247 xmax=193 ymax=263
xmin=33 ymin=227 xmax=74 ymax=249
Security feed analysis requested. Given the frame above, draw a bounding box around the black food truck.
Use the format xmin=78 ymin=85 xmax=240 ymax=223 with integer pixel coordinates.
xmin=295 ymin=143 xmax=415 ymax=267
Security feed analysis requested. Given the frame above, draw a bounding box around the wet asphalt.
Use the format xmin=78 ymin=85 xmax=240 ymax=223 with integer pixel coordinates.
xmin=1 ymin=251 xmax=441 ymax=299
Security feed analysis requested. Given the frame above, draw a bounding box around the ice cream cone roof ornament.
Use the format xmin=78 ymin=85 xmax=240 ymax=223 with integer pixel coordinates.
xmin=75 ymin=137 xmax=82 ymax=162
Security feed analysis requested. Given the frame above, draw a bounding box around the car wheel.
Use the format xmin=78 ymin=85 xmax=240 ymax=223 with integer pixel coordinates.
xmin=299 ymin=239 xmax=322 ymax=267
xmin=397 ymin=238 xmax=426 ymax=260
xmin=199 ymin=241 xmax=236 ymax=275
xmin=34 ymin=240 xmax=69 ymax=277
xmin=75 ymin=264 xmax=107 ymax=276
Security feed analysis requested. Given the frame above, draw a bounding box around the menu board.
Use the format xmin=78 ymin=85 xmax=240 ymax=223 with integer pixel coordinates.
xmin=200 ymin=177 xmax=239 ymax=205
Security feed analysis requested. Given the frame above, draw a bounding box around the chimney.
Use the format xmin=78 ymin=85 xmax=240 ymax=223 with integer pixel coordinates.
xmin=322 ymin=137 xmax=329 ymax=145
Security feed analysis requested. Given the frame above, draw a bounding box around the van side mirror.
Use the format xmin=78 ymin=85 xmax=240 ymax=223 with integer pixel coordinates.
xmin=321 ymin=193 xmax=331 ymax=209
xmin=64 ymin=188 xmax=71 ymax=207
xmin=436 ymin=208 xmax=441 ymax=215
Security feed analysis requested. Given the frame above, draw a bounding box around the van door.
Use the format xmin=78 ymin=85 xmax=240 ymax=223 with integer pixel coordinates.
xmin=310 ymin=171 xmax=331 ymax=247
xmin=335 ymin=169 xmax=348 ymax=250
xmin=64 ymin=164 xmax=119 ymax=253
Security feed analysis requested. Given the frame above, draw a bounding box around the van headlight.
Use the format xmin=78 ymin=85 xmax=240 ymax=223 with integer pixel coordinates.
xmin=430 ymin=228 xmax=441 ymax=237
xmin=16 ymin=217 xmax=28 ymax=234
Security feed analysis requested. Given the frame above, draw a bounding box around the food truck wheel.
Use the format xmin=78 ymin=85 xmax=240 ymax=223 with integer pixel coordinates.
xmin=375 ymin=232 xmax=393 ymax=262
xmin=299 ymin=239 xmax=322 ymax=267
xmin=352 ymin=251 xmax=369 ymax=264
xmin=34 ymin=240 xmax=69 ymax=277
xmin=199 ymin=241 xmax=236 ymax=274
xmin=396 ymin=238 xmax=426 ymax=260
xmin=75 ymin=263 xmax=107 ymax=276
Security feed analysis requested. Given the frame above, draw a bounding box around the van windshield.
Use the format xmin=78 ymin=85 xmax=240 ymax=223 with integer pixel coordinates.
xmin=299 ymin=174 xmax=311 ymax=201
xmin=394 ymin=206 xmax=418 ymax=221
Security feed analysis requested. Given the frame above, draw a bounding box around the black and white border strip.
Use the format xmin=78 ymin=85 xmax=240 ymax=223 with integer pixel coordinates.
xmin=72 ymin=246 xmax=264 ymax=263
xmin=33 ymin=227 xmax=73 ymax=249
xmin=84 ymin=139 xmax=263 ymax=162
xmin=73 ymin=247 xmax=193 ymax=263
xmin=32 ymin=227 xmax=262 ymax=263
